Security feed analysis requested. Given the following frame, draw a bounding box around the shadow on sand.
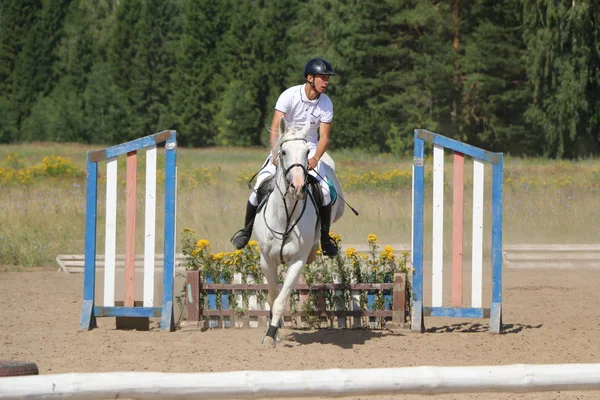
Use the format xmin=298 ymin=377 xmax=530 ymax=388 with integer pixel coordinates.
xmin=286 ymin=329 xmax=404 ymax=349
xmin=425 ymin=322 xmax=543 ymax=334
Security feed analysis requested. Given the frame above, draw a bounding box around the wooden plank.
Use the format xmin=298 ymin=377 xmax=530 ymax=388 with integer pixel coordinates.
xmin=199 ymin=309 xmax=394 ymax=318
xmin=504 ymin=244 xmax=600 ymax=251
xmin=57 ymin=253 xmax=186 ymax=261
xmin=451 ymin=152 xmax=464 ymax=308
xmin=144 ymin=145 xmax=157 ymax=307
xmin=506 ymin=261 xmax=600 ymax=269
xmin=432 ymin=144 xmax=444 ymax=307
xmin=66 ymin=266 xmax=187 ymax=274
xmin=392 ymin=273 xmax=406 ymax=325
xmin=411 ymin=165 xmax=415 ymax=268
xmin=201 ymin=283 xmax=394 ymax=291
xmin=471 ymin=159 xmax=484 ymax=308
xmin=332 ymin=272 xmax=345 ymax=329
xmin=506 ymin=253 xmax=600 ymax=261
xmin=60 ymin=260 xmax=168 ymax=268
xmin=103 ymin=158 xmax=118 ymax=307
xmin=340 ymin=244 xmax=410 ymax=253
xmin=185 ymin=271 xmax=201 ymax=325
xmin=125 ymin=151 xmax=137 ymax=308
xmin=56 ymin=254 xmax=187 ymax=274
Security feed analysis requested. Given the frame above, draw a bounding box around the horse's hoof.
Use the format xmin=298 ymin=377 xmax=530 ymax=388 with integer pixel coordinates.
xmin=261 ymin=335 xmax=277 ymax=347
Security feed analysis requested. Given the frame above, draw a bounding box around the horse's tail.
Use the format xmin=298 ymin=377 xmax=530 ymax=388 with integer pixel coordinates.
xmin=320 ymin=152 xmax=336 ymax=171
xmin=319 ymin=152 xmax=345 ymax=224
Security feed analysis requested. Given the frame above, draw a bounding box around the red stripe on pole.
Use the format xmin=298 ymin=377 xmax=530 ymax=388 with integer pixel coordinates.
xmin=452 ymin=152 xmax=464 ymax=308
xmin=125 ymin=151 xmax=137 ymax=308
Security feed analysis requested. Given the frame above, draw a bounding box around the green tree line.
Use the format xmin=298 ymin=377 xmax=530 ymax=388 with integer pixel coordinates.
xmin=1 ymin=0 xmax=599 ymax=158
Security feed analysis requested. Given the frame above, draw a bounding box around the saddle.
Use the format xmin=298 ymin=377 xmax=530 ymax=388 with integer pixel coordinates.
xmin=255 ymin=175 xmax=324 ymax=216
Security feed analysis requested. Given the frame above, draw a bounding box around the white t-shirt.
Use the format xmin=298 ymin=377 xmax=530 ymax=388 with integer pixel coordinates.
xmin=275 ymin=84 xmax=333 ymax=148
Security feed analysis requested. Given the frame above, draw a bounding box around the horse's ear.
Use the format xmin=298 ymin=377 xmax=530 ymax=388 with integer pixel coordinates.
xmin=300 ymin=121 xmax=310 ymax=138
xmin=278 ymin=116 xmax=286 ymax=135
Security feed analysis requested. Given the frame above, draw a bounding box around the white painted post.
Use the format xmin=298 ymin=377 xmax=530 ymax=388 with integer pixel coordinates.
xmin=103 ymin=158 xmax=118 ymax=307
xmin=471 ymin=159 xmax=484 ymax=308
xmin=143 ymin=146 xmax=157 ymax=307
xmin=432 ymin=145 xmax=444 ymax=307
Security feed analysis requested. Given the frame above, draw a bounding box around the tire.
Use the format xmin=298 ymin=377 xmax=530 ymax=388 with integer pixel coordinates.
xmin=0 ymin=360 xmax=39 ymax=377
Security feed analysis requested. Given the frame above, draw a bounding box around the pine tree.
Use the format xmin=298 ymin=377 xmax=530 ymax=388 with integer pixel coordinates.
xmin=172 ymin=0 xmax=231 ymax=147
xmin=252 ymin=0 xmax=302 ymax=146
xmin=454 ymin=0 xmax=532 ymax=154
xmin=0 ymin=0 xmax=44 ymax=142
xmin=523 ymin=0 xmax=595 ymax=158
xmin=23 ymin=0 xmax=125 ymax=143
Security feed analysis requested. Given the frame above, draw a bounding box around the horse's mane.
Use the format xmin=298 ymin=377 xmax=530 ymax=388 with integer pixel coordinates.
xmin=274 ymin=122 xmax=309 ymax=153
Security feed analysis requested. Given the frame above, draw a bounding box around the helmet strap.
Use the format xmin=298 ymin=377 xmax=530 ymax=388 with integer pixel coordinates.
xmin=306 ymin=75 xmax=319 ymax=99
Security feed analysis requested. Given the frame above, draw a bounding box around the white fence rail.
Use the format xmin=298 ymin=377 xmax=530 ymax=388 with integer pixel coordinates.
xmin=503 ymin=244 xmax=600 ymax=269
xmin=2 ymin=364 xmax=600 ymax=399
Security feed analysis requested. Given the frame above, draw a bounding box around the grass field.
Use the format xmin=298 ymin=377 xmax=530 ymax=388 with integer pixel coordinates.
xmin=1 ymin=142 xmax=599 ymax=267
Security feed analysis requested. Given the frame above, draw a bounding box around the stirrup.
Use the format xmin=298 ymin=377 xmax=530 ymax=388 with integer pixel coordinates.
xmin=321 ymin=237 xmax=338 ymax=257
xmin=231 ymin=229 xmax=251 ymax=250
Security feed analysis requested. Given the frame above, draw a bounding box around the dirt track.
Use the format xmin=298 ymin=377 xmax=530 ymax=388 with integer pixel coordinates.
xmin=1 ymin=266 xmax=600 ymax=399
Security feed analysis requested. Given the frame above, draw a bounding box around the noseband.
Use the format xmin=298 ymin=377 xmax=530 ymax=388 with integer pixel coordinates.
xmin=278 ymin=137 xmax=308 ymax=193
xmin=264 ymin=137 xmax=314 ymax=264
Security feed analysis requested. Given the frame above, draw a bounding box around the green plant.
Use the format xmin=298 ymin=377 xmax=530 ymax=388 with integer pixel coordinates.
xmin=180 ymin=229 xmax=411 ymax=330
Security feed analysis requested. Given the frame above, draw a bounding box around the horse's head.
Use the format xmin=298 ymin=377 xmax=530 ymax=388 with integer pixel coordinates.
xmin=275 ymin=119 xmax=310 ymax=200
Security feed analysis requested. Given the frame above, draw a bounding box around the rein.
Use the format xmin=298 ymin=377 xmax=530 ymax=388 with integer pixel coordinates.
xmin=262 ymin=136 xmax=312 ymax=265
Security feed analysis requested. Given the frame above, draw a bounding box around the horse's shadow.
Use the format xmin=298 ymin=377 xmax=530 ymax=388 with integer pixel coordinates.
xmin=285 ymin=329 xmax=403 ymax=349
xmin=425 ymin=322 xmax=543 ymax=334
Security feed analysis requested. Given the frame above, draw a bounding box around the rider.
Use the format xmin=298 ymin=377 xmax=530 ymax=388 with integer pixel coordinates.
xmin=231 ymin=57 xmax=339 ymax=256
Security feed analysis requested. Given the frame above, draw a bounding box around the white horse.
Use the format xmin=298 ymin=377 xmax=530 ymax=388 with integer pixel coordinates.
xmin=253 ymin=119 xmax=344 ymax=346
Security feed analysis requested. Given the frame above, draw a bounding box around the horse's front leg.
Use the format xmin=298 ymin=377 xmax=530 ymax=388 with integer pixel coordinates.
xmin=260 ymin=254 xmax=280 ymax=345
xmin=260 ymin=255 xmax=280 ymax=325
xmin=263 ymin=258 xmax=305 ymax=346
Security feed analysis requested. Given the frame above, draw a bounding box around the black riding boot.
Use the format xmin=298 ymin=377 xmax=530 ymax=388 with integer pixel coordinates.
xmin=231 ymin=202 xmax=258 ymax=250
xmin=319 ymin=203 xmax=338 ymax=257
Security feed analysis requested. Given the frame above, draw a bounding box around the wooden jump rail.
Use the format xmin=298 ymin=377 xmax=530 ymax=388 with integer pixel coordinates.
xmin=185 ymin=271 xmax=408 ymax=329
xmin=502 ymin=244 xmax=600 ymax=269
xmin=57 ymin=244 xmax=410 ymax=274
xmin=56 ymin=254 xmax=187 ymax=274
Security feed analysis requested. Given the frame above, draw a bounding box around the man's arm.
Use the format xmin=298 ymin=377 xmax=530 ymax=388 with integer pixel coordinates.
xmin=270 ymin=110 xmax=285 ymax=151
xmin=308 ymin=122 xmax=331 ymax=170
xmin=269 ymin=110 xmax=285 ymax=163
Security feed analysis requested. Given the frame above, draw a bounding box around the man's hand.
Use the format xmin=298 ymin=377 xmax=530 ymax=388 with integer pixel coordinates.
xmin=308 ymin=157 xmax=318 ymax=170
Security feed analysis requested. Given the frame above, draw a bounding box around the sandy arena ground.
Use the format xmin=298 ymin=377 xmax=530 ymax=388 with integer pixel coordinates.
xmin=1 ymin=265 xmax=600 ymax=399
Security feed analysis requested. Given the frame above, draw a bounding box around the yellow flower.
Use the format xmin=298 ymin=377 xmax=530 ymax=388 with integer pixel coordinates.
xmin=368 ymin=234 xmax=379 ymax=244
xmin=380 ymin=246 xmax=395 ymax=262
xmin=195 ymin=239 xmax=210 ymax=251
xmin=248 ymin=240 xmax=258 ymax=247
xmin=330 ymin=231 xmax=341 ymax=243
xmin=345 ymin=247 xmax=357 ymax=258
xmin=211 ymin=252 xmax=226 ymax=261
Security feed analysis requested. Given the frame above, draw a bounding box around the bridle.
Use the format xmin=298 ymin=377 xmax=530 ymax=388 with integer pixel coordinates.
xmin=262 ymin=136 xmax=317 ymax=264
xmin=277 ymin=137 xmax=309 ymax=195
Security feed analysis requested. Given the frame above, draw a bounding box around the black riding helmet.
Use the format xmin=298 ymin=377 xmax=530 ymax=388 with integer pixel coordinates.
xmin=304 ymin=58 xmax=335 ymax=78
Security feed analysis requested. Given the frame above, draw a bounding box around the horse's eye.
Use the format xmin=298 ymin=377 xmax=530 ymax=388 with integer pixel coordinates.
xmin=306 ymin=150 xmax=309 ymax=156
xmin=281 ymin=150 xmax=286 ymax=156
